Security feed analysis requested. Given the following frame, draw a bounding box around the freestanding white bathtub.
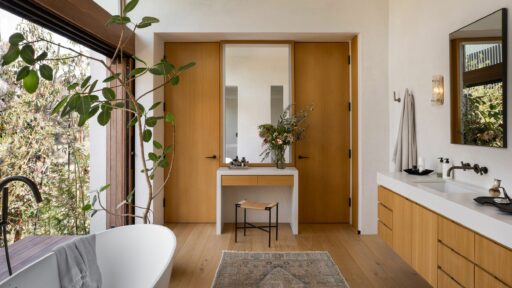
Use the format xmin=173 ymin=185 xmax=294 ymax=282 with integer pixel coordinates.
xmin=0 ymin=224 xmax=176 ymax=288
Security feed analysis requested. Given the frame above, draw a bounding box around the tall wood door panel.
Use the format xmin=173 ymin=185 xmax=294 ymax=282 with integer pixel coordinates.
xmin=164 ymin=43 xmax=220 ymax=223
xmin=295 ymin=43 xmax=351 ymax=223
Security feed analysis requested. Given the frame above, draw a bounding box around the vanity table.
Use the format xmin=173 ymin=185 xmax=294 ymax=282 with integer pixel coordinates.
xmin=216 ymin=167 xmax=299 ymax=235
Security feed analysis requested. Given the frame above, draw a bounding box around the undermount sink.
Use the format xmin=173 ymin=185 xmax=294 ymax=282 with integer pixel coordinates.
xmin=416 ymin=181 xmax=478 ymax=194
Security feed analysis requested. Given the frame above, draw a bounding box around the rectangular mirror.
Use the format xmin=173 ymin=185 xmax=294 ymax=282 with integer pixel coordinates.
xmin=222 ymin=43 xmax=293 ymax=164
xmin=450 ymin=9 xmax=508 ymax=147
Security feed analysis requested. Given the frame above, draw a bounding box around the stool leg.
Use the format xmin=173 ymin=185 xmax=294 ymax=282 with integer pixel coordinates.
xmin=268 ymin=208 xmax=271 ymax=248
xmin=244 ymin=208 xmax=247 ymax=236
xmin=235 ymin=204 xmax=238 ymax=243
xmin=276 ymin=203 xmax=279 ymax=241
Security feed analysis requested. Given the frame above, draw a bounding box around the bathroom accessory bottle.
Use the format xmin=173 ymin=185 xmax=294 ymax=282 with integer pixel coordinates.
xmin=442 ymin=158 xmax=451 ymax=180
xmin=436 ymin=157 xmax=444 ymax=177
xmin=489 ymin=179 xmax=502 ymax=197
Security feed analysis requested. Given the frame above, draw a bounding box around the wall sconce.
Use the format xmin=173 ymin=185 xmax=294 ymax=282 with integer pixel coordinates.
xmin=432 ymin=75 xmax=444 ymax=105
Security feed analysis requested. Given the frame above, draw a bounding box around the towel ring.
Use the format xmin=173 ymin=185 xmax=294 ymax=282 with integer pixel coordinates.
xmin=393 ymin=91 xmax=401 ymax=103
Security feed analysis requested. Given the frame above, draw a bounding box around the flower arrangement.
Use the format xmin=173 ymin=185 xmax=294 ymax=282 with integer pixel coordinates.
xmin=258 ymin=106 xmax=312 ymax=168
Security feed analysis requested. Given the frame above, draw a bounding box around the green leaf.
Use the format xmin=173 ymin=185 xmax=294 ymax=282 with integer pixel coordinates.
xmin=16 ymin=66 xmax=30 ymax=81
xmin=126 ymin=190 xmax=135 ymax=203
xmin=100 ymin=103 xmax=113 ymax=113
xmin=76 ymin=96 xmax=92 ymax=116
xmin=102 ymin=87 xmax=116 ymax=100
xmin=132 ymin=55 xmax=147 ymax=65
xmin=81 ymin=76 xmax=91 ymax=89
xmin=164 ymin=144 xmax=173 ymax=154
xmin=82 ymin=203 xmax=92 ymax=212
xmin=39 ymin=64 xmax=53 ymax=81
xmin=107 ymin=15 xmax=131 ymax=26
xmin=2 ymin=45 xmax=20 ymax=66
xmin=35 ymin=51 xmax=48 ymax=61
xmin=141 ymin=16 xmax=159 ymax=24
xmin=114 ymin=102 xmax=125 ymax=108
xmin=160 ymin=59 xmax=175 ymax=74
xmin=143 ymin=129 xmax=152 ymax=142
xmin=23 ymin=70 xmax=39 ymax=94
xmin=52 ymin=96 xmax=69 ymax=115
xmin=9 ymin=33 xmax=24 ymax=45
xmin=99 ymin=184 xmax=111 ymax=192
xmin=67 ymin=83 xmax=79 ymax=91
xmin=88 ymin=104 xmax=100 ymax=118
xmin=20 ymin=45 xmax=35 ymax=65
xmin=149 ymin=67 xmax=164 ymax=76
xmin=158 ymin=158 xmax=169 ymax=168
xmin=148 ymin=152 xmax=159 ymax=161
xmin=128 ymin=116 xmax=138 ymax=128
xmin=178 ymin=62 xmax=196 ymax=72
xmin=97 ymin=110 xmax=111 ymax=126
xmin=136 ymin=22 xmax=151 ymax=29
xmin=153 ymin=141 xmax=163 ymax=149
xmin=91 ymin=210 xmax=98 ymax=217
xmin=123 ymin=0 xmax=139 ymax=14
xmin=103 ymin=73 xmax=121 ymax=83
xmin=149 ymin=101 xmax=161 ymax=111
xmin=170 ymin=75 xmax=180 ymax=86
xmin=129 ymin=67 xmax=146 ymax=77
xmin=145 ymin=116 xmax=158 ymax=127
xmin=88 ymin=80 xmax=98 ymax=94
xmin=165 ymin=112 xmax=175 ymax=123
xmin=92 ymin=195 xmax=98 ymax=206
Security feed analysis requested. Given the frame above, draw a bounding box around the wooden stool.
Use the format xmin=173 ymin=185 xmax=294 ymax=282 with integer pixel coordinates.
xmin=235 ymin=200 xmax=278 ymax=247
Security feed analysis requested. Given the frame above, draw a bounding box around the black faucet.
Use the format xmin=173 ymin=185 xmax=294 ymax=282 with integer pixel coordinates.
xmin=447 ymin=161 xmax=488 ymax=177
xmin=0 ymin=176 xmax=42 ymax=276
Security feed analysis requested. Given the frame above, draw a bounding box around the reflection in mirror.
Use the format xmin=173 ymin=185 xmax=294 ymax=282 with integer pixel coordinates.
xmin=450 ymin=9 xmax=508 ymax=147
xmin=223 ymin=44 xmax=292 ymax=164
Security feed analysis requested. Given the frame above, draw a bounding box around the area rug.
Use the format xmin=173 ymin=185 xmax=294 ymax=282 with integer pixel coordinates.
xmin=212 ymin=251 xmax=349 ymax=288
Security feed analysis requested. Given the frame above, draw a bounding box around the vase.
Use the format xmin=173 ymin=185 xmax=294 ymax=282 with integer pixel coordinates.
xmin=271 ymin=146 xmax=286 ymax=169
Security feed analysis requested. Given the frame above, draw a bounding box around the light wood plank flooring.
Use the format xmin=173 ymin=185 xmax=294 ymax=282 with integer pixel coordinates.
xmin=166 ymin=223 xmax=430 ymax=288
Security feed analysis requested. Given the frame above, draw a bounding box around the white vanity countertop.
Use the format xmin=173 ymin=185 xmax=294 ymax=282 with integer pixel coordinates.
xmin=378 ymin=172 xmax=512 ymax=249
xmin=217 ymin=167 xmax=298 ymax=175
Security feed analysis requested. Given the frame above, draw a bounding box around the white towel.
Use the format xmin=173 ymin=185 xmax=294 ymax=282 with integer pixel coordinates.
xmin=393 ymin=89 xmax=417 ymax=171
xmin=54 ymin=234 xmax=102 ymax=288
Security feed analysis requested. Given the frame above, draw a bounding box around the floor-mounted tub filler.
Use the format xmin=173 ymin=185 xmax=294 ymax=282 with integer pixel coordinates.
xmin=0 ymin=224 xmax=176 ymax=288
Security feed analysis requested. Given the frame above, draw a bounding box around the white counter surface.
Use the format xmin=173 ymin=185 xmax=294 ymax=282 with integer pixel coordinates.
xmin=378 ymin=172 xmax=512 ymax=249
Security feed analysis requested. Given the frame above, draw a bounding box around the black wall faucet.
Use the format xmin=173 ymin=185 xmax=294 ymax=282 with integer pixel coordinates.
xmin=447 ymin=161 xmax=488 ymax=177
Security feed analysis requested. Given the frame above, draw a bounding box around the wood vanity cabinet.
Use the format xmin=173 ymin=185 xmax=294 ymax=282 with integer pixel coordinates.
xmin=377 ymin=185 xmax=512 ymax=288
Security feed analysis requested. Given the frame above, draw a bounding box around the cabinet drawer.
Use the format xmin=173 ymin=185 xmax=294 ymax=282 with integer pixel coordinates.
xmin=475 ymin=266 xmax=508 ymax=288
xmin=438 ymin=268 xmax=463 ymax=288
xmin=378 ymin=186 xmax=394 ymax=209
xmin=378 ymin=221 xmax=393 ymax=247
xmin=438 ymin=242 xmax=474 ymax=288
xmin=378 ymin=203 xmax=393 ymax=229
xmin=257 ymin=176 xmax=293 ymax=186
xmin=438 ymin=216 xmax=475 ymax=261
xmin=221 ymin=176 xmax=258 ymax=186
xmin=475 ymin=234 xmax=512 ymax=287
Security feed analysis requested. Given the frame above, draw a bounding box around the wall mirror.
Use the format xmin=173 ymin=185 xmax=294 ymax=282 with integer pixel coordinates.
xmin=222 ymin=43 xmax=293 ymax=164
xmin=450 ymin=9 xmax=508 ymax=148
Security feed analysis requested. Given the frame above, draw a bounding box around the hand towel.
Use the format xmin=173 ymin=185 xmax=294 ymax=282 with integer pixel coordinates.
xmin=393 ymin=89 xmax=417 ymax=171
xmin=54 ymin=234 xmax=102 ymax=288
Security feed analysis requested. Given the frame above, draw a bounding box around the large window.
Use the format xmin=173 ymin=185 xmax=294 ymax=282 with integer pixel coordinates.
xmin=0 ymin=9 xmax=107 ymax=242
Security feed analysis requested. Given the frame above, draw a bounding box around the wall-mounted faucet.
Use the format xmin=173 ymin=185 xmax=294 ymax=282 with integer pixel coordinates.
xmin=447 ymin=161 xmax=488 ymax=177
xmin=0 ymin=176 xmax=42 ymax=276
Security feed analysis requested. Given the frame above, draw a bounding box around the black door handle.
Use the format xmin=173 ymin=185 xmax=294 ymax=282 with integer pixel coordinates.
xmin=205 ymin=155 xmax=217 ymax=159
xmin=298 ymin=155 xmax=309 ymax=159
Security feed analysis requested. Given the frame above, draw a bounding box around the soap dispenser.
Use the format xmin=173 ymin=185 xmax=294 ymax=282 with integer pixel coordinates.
xmin=436 ymin=157 xmax=444 ymax=178
xmin=442 ymin=158 xmax=452 ymax=179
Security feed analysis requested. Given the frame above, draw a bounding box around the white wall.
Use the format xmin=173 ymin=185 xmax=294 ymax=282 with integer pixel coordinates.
xmin=225 ymin=44 xmax=291 ymax=163
xmin=389 ymin=1 xmax=512 ymax=192
xmin=125 ymin=0 xmax=389 ymax=233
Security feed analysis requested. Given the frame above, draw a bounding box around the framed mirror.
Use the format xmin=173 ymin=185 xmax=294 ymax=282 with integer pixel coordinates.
xmin=450 ymin=9 xmax=508 ymax=148
xmin=222 ymin=43 xmax=293 ymax=164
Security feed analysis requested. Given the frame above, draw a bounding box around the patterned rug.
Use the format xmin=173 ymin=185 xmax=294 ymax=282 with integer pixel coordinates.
xmin=212 ymin=251 xmax=349 ymax=288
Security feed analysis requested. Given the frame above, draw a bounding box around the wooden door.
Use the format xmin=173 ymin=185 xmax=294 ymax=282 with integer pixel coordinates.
xmin=164 ymin=43 xmax=220 ymax=222
xmin=392 ymin=194 xmax=413 ymax=265
xmin=412 ymin=203 xmax=438 ymax=287
xmin=295 ymin=43 xmax=350 ymax=223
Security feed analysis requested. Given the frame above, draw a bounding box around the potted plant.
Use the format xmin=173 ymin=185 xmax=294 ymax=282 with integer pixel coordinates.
xmin=258 ymin=106 xmax=311 ymax=168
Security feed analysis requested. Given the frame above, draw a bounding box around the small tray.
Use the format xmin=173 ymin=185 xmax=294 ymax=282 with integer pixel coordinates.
xmin=228 ymin=165 xmax=249 ymax=170
xmin=474 ymin=196 xmax=512 ymax=213
xmin=403 ymin=169 xmax=434 ymax=176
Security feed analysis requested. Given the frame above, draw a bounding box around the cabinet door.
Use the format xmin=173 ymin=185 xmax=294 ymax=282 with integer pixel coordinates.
xmin=412 ymin=204 xmax=438 ymax=287
xmin=392 ymin=194 xmax=413 ymax=265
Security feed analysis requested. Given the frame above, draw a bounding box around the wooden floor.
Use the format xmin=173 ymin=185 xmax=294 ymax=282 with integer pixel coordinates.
xmin=166 ymin=223 xmax=430 ymax=288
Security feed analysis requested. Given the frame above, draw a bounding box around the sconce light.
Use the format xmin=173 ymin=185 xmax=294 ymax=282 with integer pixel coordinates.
xmin=431 ymin=75 xmax=444 ymax=105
